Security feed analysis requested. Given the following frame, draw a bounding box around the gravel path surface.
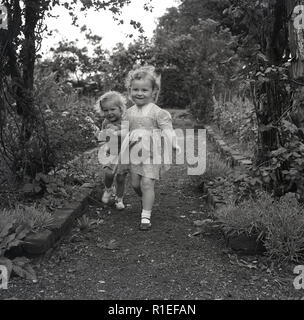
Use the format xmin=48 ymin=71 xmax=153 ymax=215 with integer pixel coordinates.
xmin=0 ymin=126 xmax=303 ymax=300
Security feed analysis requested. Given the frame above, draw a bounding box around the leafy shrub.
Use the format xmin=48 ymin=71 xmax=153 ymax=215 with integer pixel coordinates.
xmin=0 ymin=217 xmax=38 ymax=282
xmin=215 ymin=192 xmax=304 ymax=262
xmin=255 ymin=120 xmax=304 ymax=201
xmin=0 ymin=204 xmax=52 ymax=282
xmin=34 ymin=70 xmax=101 ymax=168
xmin=0 ymin=204 xmax=55 ymax=233
xmin=213 ymin=96 xmax=258 ymax=155
xmin=202 ymin=152 xmax=232 ymax=181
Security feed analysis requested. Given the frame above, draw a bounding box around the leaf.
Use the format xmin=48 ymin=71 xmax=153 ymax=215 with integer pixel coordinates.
xmin=0 ymin=233 xmax=17 ymax=250
xmin=103 ymin=239 xmax=119 ymax=250
xmin=6 ymin=239 xmax=21 ymax=250
xmin=189 ymin=228 xmax=204 ymax=237
xmin=0 ymin=220 xmax=16 ymax=238
xmin=12 ymin=257 xmax=30 ymax=266
xmin=257 ymin=52 xmax=269 ymax=62
xmin=15 ymin=224 xmax=32 ymax=240
xmin=12 ymin=264 xmax=37 ymax=281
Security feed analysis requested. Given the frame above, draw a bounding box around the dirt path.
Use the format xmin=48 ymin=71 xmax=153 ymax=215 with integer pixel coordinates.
xmin=0 ymin=128 xmax=302 ymax=300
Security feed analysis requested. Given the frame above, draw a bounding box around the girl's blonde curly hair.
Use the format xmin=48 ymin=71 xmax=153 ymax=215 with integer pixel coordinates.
xmin=95 ymin=91 xmax=127 ymax=116
xmin=125 ymin=65 xmax=161 ymax=102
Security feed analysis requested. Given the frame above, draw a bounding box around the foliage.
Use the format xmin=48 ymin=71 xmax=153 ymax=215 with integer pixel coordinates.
xmin=213 ymin=96 xmax=258 ymax=155
xmin=253 ymin=119 xmax=304 ymax=200
xmin=0 ymin=203 xmax=54 ymax=282
xmin=77 ymin=214 xmax=102 ymax=231
xmin=34 ymin=69 xmax=100 ymax=167
xmin=0 ymin=204 xmax=55 ymax=233
xmin=153 ymin=4 xmax=239 ymax=120
xmin=0 ymin=0 xmax=150 ymax=180
xmin=215 ymin=192 xmax=304 ymax=262
xmin=202 ymin=152 xmax=232 ymax=181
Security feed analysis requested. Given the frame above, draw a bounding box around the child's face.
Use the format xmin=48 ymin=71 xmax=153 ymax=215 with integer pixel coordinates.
xmin=101 ymin=100 xmax=122 ymax=122
xmin=130 ymin=78 xmax=157 ymax=107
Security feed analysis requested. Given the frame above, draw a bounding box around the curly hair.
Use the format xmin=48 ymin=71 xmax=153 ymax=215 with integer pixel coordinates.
xmin=125 ymin=65 xmax=161 ymax=102
xmin=96 ymin=91 xmax=127 ymax=115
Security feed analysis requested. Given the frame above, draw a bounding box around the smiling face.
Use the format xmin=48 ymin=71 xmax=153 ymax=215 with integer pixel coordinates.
xmin=100 ymin=100 xmax=122 ymax=123
xmin=130 ymin=78 xmax=157 ymax=107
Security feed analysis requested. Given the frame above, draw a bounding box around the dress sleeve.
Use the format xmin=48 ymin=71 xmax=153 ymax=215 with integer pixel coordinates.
xmin=156 ymin=109 xmax=174 ymax=130
xmin=96 ymin=119 xmax=108 ymax=143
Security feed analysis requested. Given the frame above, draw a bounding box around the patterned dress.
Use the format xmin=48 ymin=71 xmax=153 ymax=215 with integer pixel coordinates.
xmin=96 ymin=118 xmax=129 ymax=174
xmin=125 ymin=103 xmax=174 ymax=180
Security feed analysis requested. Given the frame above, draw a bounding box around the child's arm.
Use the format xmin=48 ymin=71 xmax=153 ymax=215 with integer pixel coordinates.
xmin=157 ymin=110 xmax=181 ymax=153
xmin=96 ymin=119 xmax=110 ymax=144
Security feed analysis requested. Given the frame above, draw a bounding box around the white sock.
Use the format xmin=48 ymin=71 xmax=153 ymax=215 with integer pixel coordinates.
xmin=141 ymin=209 xmax=151 ymax=224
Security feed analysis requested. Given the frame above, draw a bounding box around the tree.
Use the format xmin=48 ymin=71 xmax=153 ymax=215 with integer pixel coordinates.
xmin=0 ymin=0 xmax=149 ymax=178
xmin=152 ymin=1 xmax=238 ymax=117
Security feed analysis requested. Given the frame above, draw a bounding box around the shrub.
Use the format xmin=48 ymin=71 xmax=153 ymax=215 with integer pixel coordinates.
xmin=0 ymin=204 xmax=55 ymax=233
xmin=202 ymin=152 xmax=232 ymax=181
xmin=215 ymin=192 xmax=304 ymax=262
xmin=213 ymin=96 xmax=258 ymax=155
xmin=34 ymin=70 xmax=101 ymax=168
xmin=0 ymin=204 xmax=53 ymax=282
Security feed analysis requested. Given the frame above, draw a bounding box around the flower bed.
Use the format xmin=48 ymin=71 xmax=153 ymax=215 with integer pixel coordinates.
xmin=202 ymin=127 xmax=304 ymax=262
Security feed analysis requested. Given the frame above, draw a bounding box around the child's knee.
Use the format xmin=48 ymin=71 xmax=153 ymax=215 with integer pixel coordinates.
xmin=141 ymin=179 xmax=154 ymax=191
xmin=131 ymin=180 xmax=140 ymax=190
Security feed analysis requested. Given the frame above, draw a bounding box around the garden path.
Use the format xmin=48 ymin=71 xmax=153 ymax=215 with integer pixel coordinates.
xmin=0 ymin=119 xmax=301 ymax=300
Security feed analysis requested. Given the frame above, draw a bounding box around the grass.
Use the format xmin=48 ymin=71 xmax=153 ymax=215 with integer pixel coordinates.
xmin=0 ymin=204 xmax=55 ymax=233
xmin=202 ymin=152 xmax=232 ymax=181
xmin=215 ymin=192 xmax=304 ymax=262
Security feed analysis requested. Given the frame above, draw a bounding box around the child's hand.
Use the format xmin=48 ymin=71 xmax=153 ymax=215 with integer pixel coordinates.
xmin=129 ymin=129 xmax=144 ymax=142
xmin=173 ymin=144 xmax=182 ymax=155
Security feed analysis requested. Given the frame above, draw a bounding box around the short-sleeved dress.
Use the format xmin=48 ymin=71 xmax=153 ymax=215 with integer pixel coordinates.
xmin=96 ymin=118 xmax=129 ymax=174
xmin=125 ymin=103 xmax=174 ymax=180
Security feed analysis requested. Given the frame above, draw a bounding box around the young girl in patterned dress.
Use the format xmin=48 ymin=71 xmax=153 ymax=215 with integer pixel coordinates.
xmin=95 ymin=91 xmax=128 ymax=210
xmin=124 ymin=66 xmax=180 ymax=230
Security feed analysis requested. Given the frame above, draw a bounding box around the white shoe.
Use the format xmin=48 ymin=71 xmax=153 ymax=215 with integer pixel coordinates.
xmin=102 ymin=188 xmax=113 ymax=204
xmin=115 ymin=197 xmax=125 ymax=210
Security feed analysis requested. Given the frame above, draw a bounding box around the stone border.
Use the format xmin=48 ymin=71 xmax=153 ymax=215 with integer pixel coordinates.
xmin=198 ymin=124 xmax=254 ymax=210
xmin=8 ymin=146 xmax=101 ymax=258
xmin=201 ymin=124 xmax=266 ymax=254
xmin=9 ymin=183 xmax=96 ymax=257
xmin=204 ymin=125 xmax=252 ymax=169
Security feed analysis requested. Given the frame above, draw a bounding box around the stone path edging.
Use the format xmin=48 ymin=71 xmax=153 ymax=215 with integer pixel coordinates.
xmin=202 ymin=124 xmax=266 ymax=254
xmin=204 ymin=125 xmax=252 ymax=169
xmin=12 ymin=183 xmax=95 ymax=256
xmin=11 ymin=147 xmax=101 ymax=257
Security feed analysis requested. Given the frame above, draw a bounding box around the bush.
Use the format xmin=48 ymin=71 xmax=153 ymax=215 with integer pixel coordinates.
xmin=34 ymin=70 xmax=101 ymax=169
xmin=213 ymin=96 xmax=258 ymax=154
xmin=215 ymin=192 xmax=304 ymax=262
xmin=0 ymin=204 xmax=55 ymax=233
xmin=202 ymin=152 xmax=232 ymax=181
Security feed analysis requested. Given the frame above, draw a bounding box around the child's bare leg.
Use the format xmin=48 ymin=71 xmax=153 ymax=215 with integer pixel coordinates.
xmin=102 ymin=168 xmax=115 ymax=204
xmin=131 ymin=172 xmax=142 ymax=197
xmin=139 ymin=177 xmax=155 ymax=230
xmin=116 ymin=173 xmax=127 ymax=198
xmin=115 ymin=172 xmax=127 ymax=210
xmin=104 ymin=168 xmax=115 ymax=188
xmin=141 ymin=177 xmax=155 ymax=211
